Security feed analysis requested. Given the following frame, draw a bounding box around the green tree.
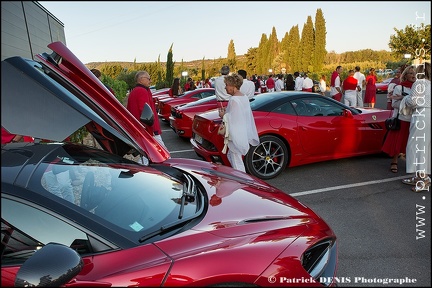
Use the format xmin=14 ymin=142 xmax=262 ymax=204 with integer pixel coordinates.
xmin=388 ymin=23 xmax=431 ymax=63
xmin=312 ymin=8 xmax=326 ymax=72
xmin=267 ymin=26 xmax=280 ymax=73
xmin=117 ymin=70 xmax=137 ymax=91
xmin=227 ymin=39 xmax=237 ymax=71
xmin=166 ymin=43 xmax=175 ymax=88
xmin=281 ymin=31 xmax=290 ymax=72
xmin=257 ymin=33 xmax=269 ymax=74
xmin=287 ymin=25 xmax=300 ymax=72
xmin=156 ymin=54 xmax=165 ymax=89
xmin=201 ymin=57 xmax=206 ymax=80
xmin=100 ymin=64 xmax=124 ymax=79
xmin=299 ymin=16 xmax=314 ymax=72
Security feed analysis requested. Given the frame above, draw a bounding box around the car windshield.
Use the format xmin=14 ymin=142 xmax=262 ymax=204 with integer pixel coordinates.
xmin=37 ymin=144 xmax=203 ymax=237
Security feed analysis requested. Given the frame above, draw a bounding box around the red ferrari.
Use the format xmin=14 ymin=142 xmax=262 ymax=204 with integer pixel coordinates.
xmin=191 ymin=92 xmax=390 ymax=180
xmin=375 ymin=77 xmax=394 ymax=94
xmin=158 ymin=88 xmax=215 ymax=122
xmin=1 ymin=42 xmax=338 ymax=287
xmin=170 ymin=95 xmax=228 ymax=138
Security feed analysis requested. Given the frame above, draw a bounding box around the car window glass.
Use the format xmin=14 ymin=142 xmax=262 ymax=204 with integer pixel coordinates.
xmin=271 ymin=102 xmax=296 ymax=115
xmin=1 ymin=198 xmax=89 ymax=265
xmin=291 ymin=97 xmax=345 ymax=116
xmin=35 ymin=145 xmax=196 ymax=234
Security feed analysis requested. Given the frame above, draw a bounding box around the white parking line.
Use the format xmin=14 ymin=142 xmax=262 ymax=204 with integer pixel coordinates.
xmin=291 ymin=175 xmax=410 ymax=197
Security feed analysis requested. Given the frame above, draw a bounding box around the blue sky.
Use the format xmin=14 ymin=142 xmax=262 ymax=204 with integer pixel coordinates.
xmin=39 ymin=1 xmax=431 ymax=64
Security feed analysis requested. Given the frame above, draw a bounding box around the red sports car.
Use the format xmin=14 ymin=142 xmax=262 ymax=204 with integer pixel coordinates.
xmin=190 ymin=91 xmax=390 ymax=180
xmin=152 ymin=92 xmax=172 ymax=110
xmin=1 ymin=42 xmax=338 ymax=287
xmin=376 ymin=77 xmax=394 ymax=94
xmin=158 ymin=88 xmax=215 ymax=122
xmin=169 ymin=95 xmax=228 ymax=138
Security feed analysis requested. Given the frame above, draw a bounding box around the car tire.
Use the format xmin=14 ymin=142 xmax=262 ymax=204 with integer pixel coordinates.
xmin=244 ymin=135 xmax=289 ymax=180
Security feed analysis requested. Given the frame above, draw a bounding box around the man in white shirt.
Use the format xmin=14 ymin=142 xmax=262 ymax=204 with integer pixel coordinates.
xmin=302 ymin=73 xmax=314 ymax=92
xmin=353 ymin=66 xmax=366 ymax=107
xmin=294 ymin=72 xmax=304 ymax=91
xmin=238 ymin=69 xmax=255 ymax=99
xmin=214 ymin=65 xmax=231 ymax=101
xmin=275 ymin=74 xmax=284 ymax=92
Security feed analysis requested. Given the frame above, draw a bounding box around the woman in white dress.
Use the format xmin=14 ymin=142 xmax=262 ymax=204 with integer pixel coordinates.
xmin=218 ymin=73 xmax=259 ymax=172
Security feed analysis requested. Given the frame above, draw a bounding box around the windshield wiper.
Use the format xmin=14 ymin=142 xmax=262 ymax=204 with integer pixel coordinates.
xmin=139 ymin=174 xmax=198 ymax=243
xmin=139 ymin=219 xmax=189 ymax=243
xmin=178 ymin=174 xmax=196 ymax=219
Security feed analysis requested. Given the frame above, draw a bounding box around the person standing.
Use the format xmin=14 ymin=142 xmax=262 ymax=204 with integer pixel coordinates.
xmin=302 ymin=73 xmax=313 ymax=92
xmin=214 ymin=65 xmax=231 ymax=101
xmin=353 ymin=66 xmax=366 ymax=107
xmin=238 ymin=69 xmax=255 ymax=99
xmin=319 ymin=74 xmax=327 ymax=96
xmin=330 ymin=66 xmax=343 ymax=102
xmin=381 ymin=65 xmax=416 ymax=174
xmin=204 ymin=78 xmax=212 ymax=88
xmin=402 ymin=62 xmax=431 ymax=192
xmin=294 ymin=72 xmax=304 ymax=91
xmin=126 ymin=71 xmax=166 ymax=149
xmin=168 ymin=77 xmax=183 ymax=97
xmin=342 ymin=69 xmax=358 ymax=107
xmin=364 ymin=68 xmax=378 ymax=108
xmin=218 ymin=73 xmax=259 ymax=172
xmin=285 ymin=74 xmax=295 ymax=91
xmin=266 ymin=74 xmax=275 ymax=92
xmin=386 ymin=68 xmax=402 ymax=110
xmin=275 ymin=74 xmax=284 ymax=92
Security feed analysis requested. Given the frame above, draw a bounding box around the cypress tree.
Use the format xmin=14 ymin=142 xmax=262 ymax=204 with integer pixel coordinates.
xmin=257 ymin=33 xmax=269 ymax=74
xmin=281 ymin=31 xmax=290 ymax=72
xmin=299 ymin=16 xmax=314 ymax=72
xmin=268 ymin=27 xmax=280 ymax=73
xmin=166 ymin=43 xmax=174 ymax=88
xmin=227 ymin=39 xmax=237 ymax=71
xmin=287 ymin=25 xmax=300 ymax=72
xmin=201 ymin=57 xmax=206 ymax=80
xmin=313 ymin=9 xmax=327 ymax=72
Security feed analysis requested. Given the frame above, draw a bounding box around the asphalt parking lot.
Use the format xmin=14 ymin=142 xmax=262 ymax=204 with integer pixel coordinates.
xmin=158 ymin=93 xmax=431 ymax=287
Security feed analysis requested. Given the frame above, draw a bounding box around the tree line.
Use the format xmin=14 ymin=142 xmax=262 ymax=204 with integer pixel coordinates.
xmin=87 ymin=9 xmax=430 ymax=105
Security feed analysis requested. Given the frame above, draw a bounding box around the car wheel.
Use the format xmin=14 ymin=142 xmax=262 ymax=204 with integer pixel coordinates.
xmin=244 ymin=135 xmax=289 ymax=180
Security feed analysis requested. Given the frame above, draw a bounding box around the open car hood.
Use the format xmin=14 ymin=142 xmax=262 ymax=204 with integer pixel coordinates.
xmin=1 ymin=41 xmax=169 ymax=163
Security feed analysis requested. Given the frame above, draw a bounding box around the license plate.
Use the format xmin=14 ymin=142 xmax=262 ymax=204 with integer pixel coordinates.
xmin=195 ymin=134 xmax=202 ymax=144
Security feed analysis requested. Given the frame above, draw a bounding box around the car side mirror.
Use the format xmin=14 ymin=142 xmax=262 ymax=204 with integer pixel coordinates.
xmin=140 ymin=103 xmax=154 ymax=127
xmin=15 ymin=242 xmax=83 ymax=287
xmin=343 ymin=109 xmax=354 ymax=118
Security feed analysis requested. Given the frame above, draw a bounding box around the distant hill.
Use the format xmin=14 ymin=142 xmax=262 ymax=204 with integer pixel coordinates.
xmin=85 ymin=55 xmax=248 ymax=69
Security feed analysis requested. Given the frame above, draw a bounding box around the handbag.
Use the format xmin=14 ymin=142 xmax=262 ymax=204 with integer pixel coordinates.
xmin=385 ymin=113 xmax=400 ymax=130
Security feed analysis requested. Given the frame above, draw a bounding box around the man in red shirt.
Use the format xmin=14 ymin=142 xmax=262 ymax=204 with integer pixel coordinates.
xmin=266 ymin=74 xmax=275 ymax=92
xmin=342 ymin=69 xmax=358 ymax=106
xmin=126 ymin=71 xmax=166 ymax=149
